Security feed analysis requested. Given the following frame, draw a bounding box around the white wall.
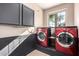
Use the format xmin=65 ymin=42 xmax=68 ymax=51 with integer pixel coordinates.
xmin=0 ymin=25 xmax=27 ymax=38
xmin=74 ymin=4 xmax=79 ymax=27
xmin=23 ymin=3 xmax=43 ymax=27
xmin=0 ymin=24 xmax=36 ymax=38
xmin=74 ymin=3 xmax=79 ymax=37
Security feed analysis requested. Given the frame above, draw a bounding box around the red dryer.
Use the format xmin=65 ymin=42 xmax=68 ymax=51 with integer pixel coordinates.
xmin=37 ymin=27 xmax=51 ymax=47
xmin=55 ymin=26 xmax=78 ymax=55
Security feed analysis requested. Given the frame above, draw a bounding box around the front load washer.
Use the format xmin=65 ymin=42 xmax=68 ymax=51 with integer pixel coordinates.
xmin=55 ymin=26 xmax=78 ymax=55
xmin=37 ymin=27 xmax=51 ymax=47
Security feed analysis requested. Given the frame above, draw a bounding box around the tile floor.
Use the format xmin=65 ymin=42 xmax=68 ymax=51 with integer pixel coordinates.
xmin=27 ymin=50 xmax=49 ymax=56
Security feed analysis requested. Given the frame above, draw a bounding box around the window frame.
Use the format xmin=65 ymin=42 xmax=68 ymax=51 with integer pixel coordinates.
xmin=47 ymin=8 xmax=67 ymax=27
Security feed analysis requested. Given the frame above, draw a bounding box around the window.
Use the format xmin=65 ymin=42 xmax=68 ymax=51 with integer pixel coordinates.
xmin=48 ymin=11 xmax=66 ymax=27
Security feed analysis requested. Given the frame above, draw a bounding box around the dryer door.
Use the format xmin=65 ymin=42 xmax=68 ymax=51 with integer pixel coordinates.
xmin=57 ymin=32 xmax=74 ymax=48
xmin=37 ymin=32 xmax=46 ymax=41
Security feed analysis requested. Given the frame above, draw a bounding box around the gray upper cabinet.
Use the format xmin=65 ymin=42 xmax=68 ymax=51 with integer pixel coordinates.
xmin=23 ymin=5 xmax=34 ymax=26
xmin=0 ymin=3 xmax=34 ymax=26
xmin=0 ymin=3 xmax=20 ymax=25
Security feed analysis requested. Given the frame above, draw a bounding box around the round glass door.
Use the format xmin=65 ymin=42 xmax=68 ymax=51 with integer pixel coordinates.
xmin=38 ymin=32 xmax=46 ymax=41
xmin=57 ymin=32 xmax=74 ymax=48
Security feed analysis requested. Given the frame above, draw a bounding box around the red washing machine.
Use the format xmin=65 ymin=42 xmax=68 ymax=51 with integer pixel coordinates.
xmin=37 ymin=27 xmax=51 ymax=47
xmin=55 ymin=26 xmax=78 ymax=55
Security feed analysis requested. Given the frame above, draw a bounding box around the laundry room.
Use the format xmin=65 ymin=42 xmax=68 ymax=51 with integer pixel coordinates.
xmin=0 ymin=2 xmax=79 ymax=56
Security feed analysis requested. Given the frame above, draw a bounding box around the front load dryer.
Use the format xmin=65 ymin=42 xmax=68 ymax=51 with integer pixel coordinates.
xmin=37 ymin=27 xmax=51 ymax=47
xmin=55 ymin=26 xmax=78 ymax=55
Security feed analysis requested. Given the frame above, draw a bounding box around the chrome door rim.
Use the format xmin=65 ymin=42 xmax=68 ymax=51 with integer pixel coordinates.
xmin=56 ymin=32 xmax=74 ymax=48
xmin=37 ymin=31 xmax=46 ymax=41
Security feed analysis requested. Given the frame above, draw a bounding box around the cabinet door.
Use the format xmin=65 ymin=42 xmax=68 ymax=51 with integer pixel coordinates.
xmin=0 ymin=3 xmax=20 ymax=25
xmin=23 ymin=5 xmax=34 ymax=26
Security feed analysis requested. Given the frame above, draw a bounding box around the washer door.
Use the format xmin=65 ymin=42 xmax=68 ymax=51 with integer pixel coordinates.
xmin=37 ymin=32 xmax=46 ymax=41
xmin=57 ymin=32 xmax=74 ymax=48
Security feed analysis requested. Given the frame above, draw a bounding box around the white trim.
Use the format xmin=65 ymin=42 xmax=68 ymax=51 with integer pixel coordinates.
xmin=48 ymin=8 xmax=67 ymax=15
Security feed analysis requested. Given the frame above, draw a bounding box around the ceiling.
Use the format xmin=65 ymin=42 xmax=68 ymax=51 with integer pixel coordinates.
xmin=36 ymin=3 xmax=61 ymax=9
